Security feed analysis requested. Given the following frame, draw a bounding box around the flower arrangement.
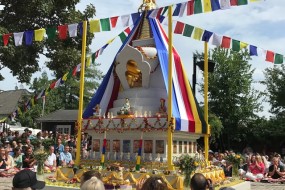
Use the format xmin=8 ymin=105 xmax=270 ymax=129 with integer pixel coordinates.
xmin=174 ymin=154 xmax=201 ymax=187
xmin=34 ymin=149 xmax=49 ymax=175
xmin=224 ymin=153 xmax=244 ymax=177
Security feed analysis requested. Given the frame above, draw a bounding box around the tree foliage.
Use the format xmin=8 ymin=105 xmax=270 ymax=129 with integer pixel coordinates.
xmin=0 ymin=0 xmax=95 ymax=81
xmin=198 ymin=48 xmax=262 ymax=149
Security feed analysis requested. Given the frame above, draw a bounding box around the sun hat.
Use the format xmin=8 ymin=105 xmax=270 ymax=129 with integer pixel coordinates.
xmin=13 ymin=170 xmax=45 ymax=189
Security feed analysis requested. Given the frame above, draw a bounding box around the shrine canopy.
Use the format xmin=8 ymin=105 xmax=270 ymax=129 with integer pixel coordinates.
xmin=83 ymin=14 xmax=207 ymax=134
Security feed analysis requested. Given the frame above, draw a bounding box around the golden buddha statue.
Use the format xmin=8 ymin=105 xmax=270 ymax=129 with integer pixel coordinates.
xmin=138 ymin=0 xmax=157 ymax=12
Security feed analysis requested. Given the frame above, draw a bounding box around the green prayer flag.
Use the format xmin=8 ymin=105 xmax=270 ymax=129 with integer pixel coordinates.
xmin=119 ymin=32 xmax=127 ymax=42
xmin=162 ymin=7 xmax=169 ymax=15
xmin=100 ymin=18 xmax=111 ymax=31
xmin=46 ymin=28 xmax=57 ymax=40
xmin=274 ymin=53 xmax=284 ymax=64
xmin=67 ymin=69 xmax=73 ymax=79
xmin=232 ymin=39 xmax=240 ymax=52
xmin=0 ymin=35 xmax=2 ymax=46
xmin=194 ymin=0 xmax=203 ymax=14
xmin=92 ymin=53 xmax=96 ymax=64
xmin=183 ymin=24 xmax=194 ymax=37
xmin=238 ymin=0 xmax=248 ymax=5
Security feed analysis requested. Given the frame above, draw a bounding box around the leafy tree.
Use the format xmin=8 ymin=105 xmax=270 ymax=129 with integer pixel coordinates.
xmin=262 ymin=64 xmax=285 ymax=115
xmin=198 ymin=47 xmax=262 ymax=150
xmin=0 ymin=0 xmax=95 ymax=82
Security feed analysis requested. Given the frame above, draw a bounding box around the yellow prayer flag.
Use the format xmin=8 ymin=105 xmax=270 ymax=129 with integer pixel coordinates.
xmin=193 ymin=27 xmax=204 ymax=41
xmin=240 ymin=42 xmax=248 ymax=49
xmin=89 ymin=20 xmax=101 ymax=33
xmin=203 ymin=0 xmax=212 ymax=12
xmin=86 ymin=56 xmax=91 ymax=67
xmin=250 ymin=0 xmax=261 ymax=2
xmin=62 ymin=72 xmax=69 ymax=81
xmin=107 ymin=38 xmax=115 ymax=44
xmin=34 ymin=29 xmax=46 ymax=41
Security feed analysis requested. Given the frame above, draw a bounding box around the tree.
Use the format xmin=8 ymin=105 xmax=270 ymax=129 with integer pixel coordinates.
xmin=0 ymin=0 xmax=95 ymax=82
xmin=262 ymin=64 xmax=285 ymax=115
xmin=198 ymin=47 xmax=262 ymax=150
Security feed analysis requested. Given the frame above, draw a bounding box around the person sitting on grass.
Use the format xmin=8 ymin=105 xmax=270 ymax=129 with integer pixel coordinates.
xmin=268 ymin=156 xmax=285 ymax=179
xmin=22 ymin=147 xmax=36 ymax=169
xmin=60 ymin=145 xmax=74 ymax=167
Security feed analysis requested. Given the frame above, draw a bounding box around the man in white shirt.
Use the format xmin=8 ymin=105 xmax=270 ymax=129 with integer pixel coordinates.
xmin=44 ymin=146 xmax=56 ymax=171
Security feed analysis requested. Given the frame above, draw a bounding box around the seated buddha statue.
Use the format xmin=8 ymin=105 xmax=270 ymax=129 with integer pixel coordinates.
xmin=156 ymin=98 xmax=167 ymax=117
xmin=117 ymin=98 xmax=132 ymax=115
xmin=92 ymin=104 xmax=101 ymax=118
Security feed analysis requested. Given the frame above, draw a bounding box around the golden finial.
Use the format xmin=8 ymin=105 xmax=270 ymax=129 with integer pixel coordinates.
xmin=138 ymin=0 xmax=157 ymax=12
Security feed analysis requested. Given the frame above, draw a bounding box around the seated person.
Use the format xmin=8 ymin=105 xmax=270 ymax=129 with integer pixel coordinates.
xmin=80 ymin=170 xmax=102 ymax=187
xmin=0 ymin=147 xmax=7 ymax=169
xmin=5 ymin=148 xmax=14 ymax=169
xmin=44 ymin=146 xmax=56 ymax=171
xmin=140 ymin=176 xmax=168 ymax=190
xmin=80 ymin=176 xmax=105 ymax=190
xmin=13 ymin=147 xmax=23 ymax=169
xmin=60 ymin=145 xmax=74 ymax=167
xmin=268 ymin=156 xmax=285 ymax=179
xmin=22 ymin=146 xmax=36 ymax=168
xmin=239 ymin=154 xmax=264 ymax=181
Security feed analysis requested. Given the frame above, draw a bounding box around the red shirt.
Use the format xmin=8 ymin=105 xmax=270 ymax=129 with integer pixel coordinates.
xmin=249 ymin=162 xmax=264 ymax=174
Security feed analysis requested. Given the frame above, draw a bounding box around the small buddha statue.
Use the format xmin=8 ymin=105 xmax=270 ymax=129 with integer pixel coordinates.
xmin=156 ymin=98 xmax=167 ymax=116
xmin=92 ymin=104 xmax=101 ymax=117
xmin=117 ymin=98 xmax=131 ymax=115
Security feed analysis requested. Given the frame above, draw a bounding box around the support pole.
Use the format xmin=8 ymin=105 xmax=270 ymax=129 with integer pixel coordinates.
xmin=203 ymin=42 xmax=210 ymax=164
xmin=75 ymin=20 xmax=87 ymax=166
xmin=167 ymin=5 xmax=174 ymax=171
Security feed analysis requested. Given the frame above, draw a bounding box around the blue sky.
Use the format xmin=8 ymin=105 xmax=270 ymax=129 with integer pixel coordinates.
xmin=0 ymin=0 xmax=284 ymax=118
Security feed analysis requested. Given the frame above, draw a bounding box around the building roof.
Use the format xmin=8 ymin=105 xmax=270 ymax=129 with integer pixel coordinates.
xmin=0 ymin=89 xmax=30 ymax=118
xmin=36 ymin=110 xmax=78 ymax=122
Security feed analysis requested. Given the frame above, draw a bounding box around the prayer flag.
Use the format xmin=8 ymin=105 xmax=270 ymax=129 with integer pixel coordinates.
xmin=124 ymin=27 xmax=131 ymax=35
xmin=265 ymin=50 xmax=274 ymax=63
xmin=3 ymin=33 xmax=11 ymax=46
xmin=78 ymin=22 xmax=83 ymax=36
xmin=68 ymin=24 xmax=78 ymax=37
xmin=249 ymin=45 xmax=257 ymax=56
xmin=203 ymin=0 xmax=212 ymax=12
xmin=232 ymin=39 xmax=240 ymax=51
xmin=54 ymin=78 xmax=62 ymax=88
xmin=174 ymin=21 xmax=185 ymax=34
xmin=110 ymin=16 xmax=119 ymax=28
xmin=230 ymin=0 xmax=238 ymax=6
xmin=58 ymin=25 xmax=68 ymax=40
xmin=183 ymin=24 xmax=194 ymax=37
xmin=50 ymin=81 xmax=56 ymax=89
xmin=193 ymin=27 xmax=204 ymax=40
xmin=131 ymin=12 xmax=140 ymax=24
xmin=173 ymin=3 xmax=182 ymax=16
xmin=194 ymin=0 xmax=203 ymax=14
xmin=89 ymin=20 xmax=101 ymax=33
xmin=24 ymin=30 xmax=34 ymax=45
xmin=46 ymin=28 xmax=56 ymax=40
xmin=62 ymin=72 xmax=69 ymax=81
xmin=238 ymin=0 xmax=248 ymax=5
xmin=162 ymin=6 xmax=169 ymax=16
xmin=211 ymin=0 xmax=221 ymax=11
xmin=221 ymin=36 xmax=231 ymax=48
xmin=72 ymin=64 xmax=81 ymax=76
xmin=240 ymin=42 xmax=248 ymax=49
xmin=14 ymin=32 xmax=24 ymax=46
xmin=100 ymin=18 xmax=111 ymax=31
xmin=274 ymin=54 xmax=284 ymax=64
xmin=211 ymin=33 xmax=222 ymax=46
xmin=121 ymin=15 xmax=130 ymax=27
xmin=201 ymin=30 xmax=213 ymax=42
xmin=250 ymin=0 xmax=260 ymax=2
xmin=86 ymin=56 xmax=91 ymax=67
xmin=156 ymin=7 xmax=163 ymax=19
xmin=187 ymin=0 xmax=194 ymax=15
xmin=149 ymin=9 xmax=159 ymax=18
xmin=119 ymin=32 xmax=127 ymax=42
xmin=34 ymin=28 xmax=45 ymax=41
xmin=92 ymin=53 xmax=96 ymax=64
xmin=220 ymin=0 xmax=231 ymax=9
xmin=179 ymin=3 xmax=187 ymax=17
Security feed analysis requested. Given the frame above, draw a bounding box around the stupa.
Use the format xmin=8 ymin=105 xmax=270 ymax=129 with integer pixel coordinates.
xmin=82 ymin=0 xmax=206 ymax=162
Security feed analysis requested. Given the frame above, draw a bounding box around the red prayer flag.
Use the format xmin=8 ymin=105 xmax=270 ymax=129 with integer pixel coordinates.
xmin=49 ymin=81 xmax=56 ymax=89
xmin=110 ymin=16 xmax=119 ymax=28
xmin=58 ymin=25 xmax=68 ymax=40
xmin=221 ymin=36 xmax=231 ymax=48
xmin=124 ymin=27 xmax=131 ymax=35
xmin=174 ymin=21 xmax=185 ymax=34
xmin=3 ymin=33 xmax=11 ymax=46
xmin=156 ymin=7 xmax=163 ymax=18
xmin=266 ymin=50 xmax=274 ymax=63
xmin=187 ymin=0 xmax=194 ymax=15
xmin=230 ymin=0 xmax=238 ymax=6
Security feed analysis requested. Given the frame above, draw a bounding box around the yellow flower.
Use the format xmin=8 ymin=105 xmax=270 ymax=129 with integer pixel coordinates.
xmin=194 ymin=162 xmax=198 ymax=166
xmin=236 ymin=155 xmax=240 ymax=159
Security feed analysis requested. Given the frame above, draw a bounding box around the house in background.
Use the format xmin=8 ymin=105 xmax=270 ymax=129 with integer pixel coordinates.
xmin=36 ymin=109 xmax=78 ymax=135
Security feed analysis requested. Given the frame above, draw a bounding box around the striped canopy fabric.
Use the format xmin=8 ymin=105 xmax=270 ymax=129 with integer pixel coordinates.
xmin=83 ymin=15 xmax=206 ymax=134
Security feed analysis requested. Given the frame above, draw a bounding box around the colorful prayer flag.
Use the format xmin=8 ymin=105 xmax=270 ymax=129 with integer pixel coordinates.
xmin=194 ymin=0 xmax=203 ymax=14
xmin=193 ymin=27 xmax=204 ymax=40
xmin=240 ymin=41 xmax=248 ymax=49
xmin=3 ymin=33 xmax=11 ymax=46
xmin=100 ymin=18 xmax=111 ymax=31
xmin=179 ymin=3 xmax=187 ymax=17
xmin=110 ymin=16 xmax=119 ymax=28
xmin=174 ymin=21 xmax=185 ymax=34
xmin=230 ymin=0 xmax=238 ymax=6
xmin=201 ymin=30 xmax=213 ymax=42
xmin=86 ymin=56 xmax=91 ymax=67
xmin=34 ymin=28 xmax=45 ymax=41
xmin=58 ymin=25 xmax=68 ymax=40
xmin=89 ymin=20 xmax=101 ymax=33
xmin=211 ymin=0 xmax=221 ymax=11
xmin=274 ymin=54 xmax=284 ymax=64
xmin=124 ymin=27 xmax=131 ymax=35
xmin=68 ymin=24 xmax=78 ymax=37
xmin=24 ymin=31 xmax=34 ymax=45
xmin=221 ymin=36 xmax=231 ymax=48
xmin=183 ymin=24 xmax=194 ymax=37
xmin=13 ymin=32 xmax=24 ymax=46
xmin=232 ymin=39 xmax=240 ymax=51
xmin=46 ymin=28 xmax=57 ymax=40
xmin=238 ymin=0 xmax=248 ymax=5
xmin=187 ymin=0 xmax=194 ymax=15
xmin=265 ymin=50 xmax=274 ymax=63
xmin=203 ymin=0 xmax=212 ymax=12
xmin=131 ymin=13 xmax=140 ymax=24
xmin=220 ymin=0 xmax=231 ymax=9
xmin=249 ymin=45 xmax=257 ymax=56
xmin=211 ymin=33 xmax=223 ymax=46
xmin=173 ymin=3 xmax=182 ymax=16
xmin=119 ymin=32 xmax=127 ymax=42
xmin=121 ymin=15 xmax=130 ymax=27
